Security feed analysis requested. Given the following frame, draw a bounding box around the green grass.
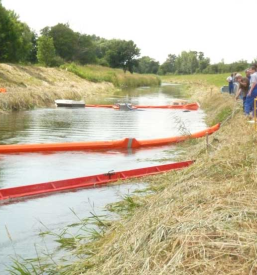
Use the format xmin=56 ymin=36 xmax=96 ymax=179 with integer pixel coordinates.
xmin=62 ymin=63 xmax=161 ymax=88
xmin=161 ymin=72 xmax=244 ymax=88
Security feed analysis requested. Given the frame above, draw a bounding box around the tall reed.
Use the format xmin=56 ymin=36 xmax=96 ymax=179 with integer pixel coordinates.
xmin=62 ymin=63 xmax=161 ymax=88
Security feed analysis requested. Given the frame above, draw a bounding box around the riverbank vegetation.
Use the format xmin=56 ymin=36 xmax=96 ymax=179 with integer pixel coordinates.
xmin=162 ymin=72 xmax=235 ymax=90
xmin=63 ymin=63 xmax=161 ymax=88
xmin=0 ymin=1 xmax=253 ymax=76
xmin=0 ymin=63 xmax=160 ymax=111
xmin=8 ymin=74 xmax=257 ymax=275
xmin=58 ymin=75 xmax=256 ymax=275
xmin=0 ymin=63 xmax=114 ymax=111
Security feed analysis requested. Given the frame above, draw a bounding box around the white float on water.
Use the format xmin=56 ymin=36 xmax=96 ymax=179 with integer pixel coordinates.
xmin=55 ymin=99 xmax=85 ymax=108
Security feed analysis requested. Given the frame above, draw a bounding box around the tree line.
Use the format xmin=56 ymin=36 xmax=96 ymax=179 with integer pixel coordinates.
xmin=0 ymin=1 xmax=252 ymax=74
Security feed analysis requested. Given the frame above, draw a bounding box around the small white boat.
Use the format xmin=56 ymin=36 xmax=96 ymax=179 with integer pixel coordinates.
xmin=55 ymin=100 xmax=85 ymax=108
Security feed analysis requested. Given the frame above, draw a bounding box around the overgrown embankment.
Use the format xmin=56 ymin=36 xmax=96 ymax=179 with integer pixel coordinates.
xmin=62 ymin=63 xmax=161 ymax=88
xmin=0 ymin=64 xmax=160 ymax=111
xmin=60 ymin=75 xmax=257 ymax=275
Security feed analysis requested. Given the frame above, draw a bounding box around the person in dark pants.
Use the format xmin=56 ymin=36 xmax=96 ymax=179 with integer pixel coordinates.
xmin=227 ymin=73 xmax=234 ymax=94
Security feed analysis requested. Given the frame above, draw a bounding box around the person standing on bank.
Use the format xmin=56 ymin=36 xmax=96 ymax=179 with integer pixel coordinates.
xmin=245 ymin=65 xmax=257 ymax=117
xmin=227 ymin=73 xmax=234 ymax=94
xmin=233 ymin=73 xmax=242 ymax=96
xmin=235 ymin=77 xmax=250 ymax=112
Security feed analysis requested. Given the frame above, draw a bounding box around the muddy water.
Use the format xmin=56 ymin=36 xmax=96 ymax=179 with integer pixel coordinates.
xmin=0 ymin=84 xmax=206 ymax=273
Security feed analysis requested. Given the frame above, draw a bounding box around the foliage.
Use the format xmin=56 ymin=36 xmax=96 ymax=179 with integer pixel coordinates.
xmin=105 ymin=39 xmax=140 ymax=73
xmin=203 ymin=59 xmax=249 ymax=74
xmin=36 ymin=35 xmax=56 ymax=66
xmin=212 ymin=106 xmax=232 ymax=125
xmin=26 ymin=31 xmax=38 ymax=63
xmin=159 ymin=54 xmax=176 ymax=74
xmin=159 ymin=51 xmax=210 ymax=75
xmin=75 ymin=34 xmax=97 ymax=64
xmin=0 ymin=3 xmax=34 ymax=63
xmin=62 ymin=63 xmax=161 ymax=88
xmin=46 ymin=23 xmax=79 ymax=61
xmin=134 ymin=56 xmax=160 ymax=74
xmin=0 ymin=1 xmax=253 ymax=75
xmin=161 ymin=72 xmax=243 ymax=88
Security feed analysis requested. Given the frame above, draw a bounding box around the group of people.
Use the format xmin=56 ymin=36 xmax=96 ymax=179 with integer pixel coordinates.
xmin=226 ymin=65 xmax=257 ymax=117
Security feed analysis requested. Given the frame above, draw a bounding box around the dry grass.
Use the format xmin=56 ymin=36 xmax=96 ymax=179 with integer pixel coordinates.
xmin=59 ymin=80 xmax=257 ymax=275
xmin=0 ymin=64 xmax=115 ymax=111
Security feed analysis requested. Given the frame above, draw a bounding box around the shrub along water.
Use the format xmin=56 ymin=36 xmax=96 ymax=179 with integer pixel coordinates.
xmin=62 ymin=63 xmax=161 ymax=88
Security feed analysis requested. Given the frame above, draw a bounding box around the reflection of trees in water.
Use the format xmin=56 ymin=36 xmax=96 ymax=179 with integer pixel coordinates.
xmin=0 ymin=112 xmax=31 ymax=144
xmin=87 ymin=85 xmax=184 ymax=105
xmin=40 ymin=115 xmax=73 ymax=129
xmin=161 ymin=84 xmax=183 ymax=97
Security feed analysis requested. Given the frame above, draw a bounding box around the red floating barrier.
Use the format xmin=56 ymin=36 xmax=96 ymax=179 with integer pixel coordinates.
xmin=0 ymin=160 xmax=194 ymax=204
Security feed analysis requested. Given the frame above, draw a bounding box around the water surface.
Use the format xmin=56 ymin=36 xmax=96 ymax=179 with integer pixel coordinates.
xmin=0 ymin=84 xmax=205 ymax=188
xmin=0 ymin=84 xmax=206 ymax=273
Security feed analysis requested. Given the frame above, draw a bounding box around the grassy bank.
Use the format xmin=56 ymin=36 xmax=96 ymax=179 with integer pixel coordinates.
xmin=8 ymin=74 xmax=257 ymax=275
xmin=0 ymin=63 xmax=160 ymax=111
xmin=0 ymin=63 xmax=115 ymax=111
xmin=62 ymin=63 xmax=161 ymax=88
xmin=162 ymin=72 xmax=235 ymax=87
xmin=50 ymin=75 xmax=257 ymax=275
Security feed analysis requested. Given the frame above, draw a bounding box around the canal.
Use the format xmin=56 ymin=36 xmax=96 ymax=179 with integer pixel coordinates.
xmin=0 ymin=83 xmax=206 ymax=273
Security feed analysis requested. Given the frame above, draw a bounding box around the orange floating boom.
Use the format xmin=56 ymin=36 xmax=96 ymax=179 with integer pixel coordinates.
xmin=0 ymin=160 xmax=194 ymax=204
xmin=85 ymin=103 xmax=200 ymax=111
xmin=85 ymin=104 xmax=114 ymax=108
xmin=0 ymin=123 xmax=220 ymax=154
xmin=135 ymin=103 xmax=199 ymax=110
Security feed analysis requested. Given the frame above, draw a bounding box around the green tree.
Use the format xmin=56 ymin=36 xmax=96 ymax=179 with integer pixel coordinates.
xmin=27 ymin=31 xmax=38 ymax=63
xmin=94 ymin=37 xmax=110 ymax=65
xmin=37 ymin=35 xmax=56 ymax=66
xmin=0 ymin=2 xmax=33 ymax=62
xmin=175 ymin=51 xmax=198 ymax=74
xmin=16 ymin=22 xmax=34 ymax=62
xmin=106 ymin=39 xmax=140 ymax=73
xmin=74 ymin=34 xmax=96 ymax=64
xmin=136 ymin=56 xmax=159 ymax=74
xmin=160 ymin=54 xmax=177 ymax=74
xmin=198 ymin=52 xmax=210 ymax=72
xmin=48 ymin=23 xmax=79 ymax=61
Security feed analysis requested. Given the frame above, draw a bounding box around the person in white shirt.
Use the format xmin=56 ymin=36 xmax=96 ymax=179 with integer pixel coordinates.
xmin=226 ymin=73 xmax=234 ymax=94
